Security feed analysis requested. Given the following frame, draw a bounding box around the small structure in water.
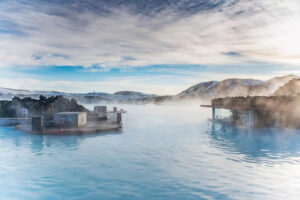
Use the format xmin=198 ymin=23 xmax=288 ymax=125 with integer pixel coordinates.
xmin=53 ymin=112 xmax=87 ymax=128
xmin=201 ymin=96 xmax=300 ymax=129
xmin=17 ymin=106 xmax=123 ymax=135
xmin=32 ymin=116 xmax=44 ymax=132
xmin=94 ymin=106 xmax=107 ymax=120
xmin=0 ymin=96 xmax=125 ymax=135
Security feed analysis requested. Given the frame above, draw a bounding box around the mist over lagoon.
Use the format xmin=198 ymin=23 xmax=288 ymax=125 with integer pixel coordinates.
xmin=2 ymin=0 xmax=300 ymax=199
xmin=1 ymin=103 xmax=300 ymax=200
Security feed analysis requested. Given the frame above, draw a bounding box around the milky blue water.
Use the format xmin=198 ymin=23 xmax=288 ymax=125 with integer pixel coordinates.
xmin=1 ymin=104 xmax=300 ymax=200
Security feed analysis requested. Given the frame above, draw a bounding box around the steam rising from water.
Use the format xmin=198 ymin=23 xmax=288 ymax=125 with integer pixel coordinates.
xmin=1 ymin=103 xmax=300 ymax=199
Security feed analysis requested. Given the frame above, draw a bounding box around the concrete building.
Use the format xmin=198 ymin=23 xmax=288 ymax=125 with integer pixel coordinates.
xmin=94 ymin=106 xmax=107 ymax=116
xmin=212 ymin=107 xmax=256 ymax=127
xmin=53 ymin=112 xmax=87 ymax=128
xmin=113 ymin=107 xmax=117 ymax=113
xmin=106 ymin=112 xmax=122 ymax=125
xmin=201 ymin=96 xmax=300 ymax=128
xmin=32 ymin=116 xmax=44 ymax=132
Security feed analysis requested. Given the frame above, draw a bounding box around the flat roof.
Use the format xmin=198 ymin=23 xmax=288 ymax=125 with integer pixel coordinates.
xmin=200 ymin=105 xmax=212 ymax=108
xmin=54 ymin=112 xmax=86 ymax=115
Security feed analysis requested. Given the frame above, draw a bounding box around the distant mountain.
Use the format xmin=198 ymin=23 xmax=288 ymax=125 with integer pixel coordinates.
xmin=0 ymin=87 xmax=68 ymax=100
xmin=177 ymin=75 xmax=298 ymax=99
xmin=0 ymin=75 xmax=298 ymax=103
xmin=114 ymin=91 xmax=142 ymax=95
xmin=273 ymin=78 xmax=300 ymax=96
xmin=0 ymin=87 xmax=157 ymax=103
xmin=0 ymin=87 xmax=31 ymax=94
xmin=114 ymin=91 xmax=156 ymax=97
xmin=177 ymin=81 xmax=219 ymax=98
xmin=177 ymin=79 xmax=267 ymax=99
xmin=0 ymin=87 xmax=66 ymax=95
xmin=266 ymin=75 xmax=298 ymax=93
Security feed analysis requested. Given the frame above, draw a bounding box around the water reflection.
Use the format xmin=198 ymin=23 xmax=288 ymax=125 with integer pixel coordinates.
xmin=0 ymin=126 xmax=121 ymax=155
xmin=1 ymin=104 xmax=300 ymax=200
xmin=208 ymin=122 xmax=300 ymax=161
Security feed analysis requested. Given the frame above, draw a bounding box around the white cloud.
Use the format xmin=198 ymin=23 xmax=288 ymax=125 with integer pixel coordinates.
xmin=0 ymin=0 xmax=300 ymax=94
xmin=0 ymin=0 xmax=300 ymax=69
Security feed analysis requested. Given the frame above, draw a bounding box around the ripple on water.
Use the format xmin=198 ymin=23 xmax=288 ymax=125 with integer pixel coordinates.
xmin=1 ymin=104 xmax=300 ymax=200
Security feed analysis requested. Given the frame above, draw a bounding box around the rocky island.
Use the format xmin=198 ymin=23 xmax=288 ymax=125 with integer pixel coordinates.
xmin=0 ymin=95 xmax=123 ymax=135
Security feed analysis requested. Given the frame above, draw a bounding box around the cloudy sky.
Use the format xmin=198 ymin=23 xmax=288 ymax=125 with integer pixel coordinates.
xmin=0 ymin=0 xmax=300 ymax=94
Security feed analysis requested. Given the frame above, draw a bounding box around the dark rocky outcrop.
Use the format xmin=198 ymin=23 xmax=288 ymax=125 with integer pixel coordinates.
xmin=0 ymin=95 xmax=89 ymax=118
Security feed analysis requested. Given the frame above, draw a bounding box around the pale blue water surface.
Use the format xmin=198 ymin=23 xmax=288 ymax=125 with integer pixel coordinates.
xmin=1 ymin=104 xmax=300 ymax=200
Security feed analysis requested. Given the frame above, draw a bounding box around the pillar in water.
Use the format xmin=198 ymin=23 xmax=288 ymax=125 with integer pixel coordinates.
xmin=248 ymin=110 xmax=253 ymax=128
xmin=113 ymin=107 xmax=117 ymax=113
xmin=117 ymin=113 xmax=122 ymax=125
xmin=32 ymin=116 xmax=44 ymax=132
xmin=212 ymin=108 xmax=215 ymax=120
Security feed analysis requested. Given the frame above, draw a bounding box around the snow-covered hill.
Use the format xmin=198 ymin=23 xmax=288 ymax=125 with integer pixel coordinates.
xmin=0 ymin=75 xmax=298 ymax=102
xmin=266 ymin=75 xmax=298 ymax=93
xmin=0 ymin=87 xmax=32 ymax=95
xmin=177 ymin=75 xmax=298 ymax=99
xmin=0 ymin=87 xmax=156 ymax=102
xmin=273 ymin=78 xmax=300 ymax=96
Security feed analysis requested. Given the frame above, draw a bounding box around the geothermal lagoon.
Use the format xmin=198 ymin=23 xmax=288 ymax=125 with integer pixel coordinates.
xmin=1 ymin=104 xmax=300 ymax=200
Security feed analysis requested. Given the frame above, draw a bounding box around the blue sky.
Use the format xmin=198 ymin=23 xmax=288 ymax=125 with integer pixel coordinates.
xmin=0 ymin=0 xmax=300 ymax=94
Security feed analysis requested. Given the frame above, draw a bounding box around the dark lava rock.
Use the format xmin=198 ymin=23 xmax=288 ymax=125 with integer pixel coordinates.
xmin=0 ymin=95 xmax=89 ymax=118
